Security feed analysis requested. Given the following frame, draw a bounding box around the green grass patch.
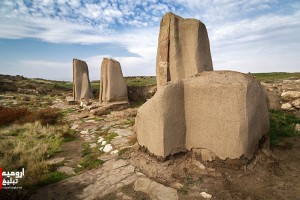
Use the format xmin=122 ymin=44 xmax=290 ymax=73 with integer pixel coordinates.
xmin=91 ymin=82 xmax=100 ymax=90
xmin=130 ymin=99 xmax=146 ymax=108
xmin=0 ymin=121 xmax=71 ymax=188
xmin=250 ymin=72 xmax=300 ymax=82
xmin=118 ymin=147 xmax=130 ymax=156
xmin=37 ymin=171 xmax=69 ymax=187
xmin=80 ymin=155 xmax=104 ymax=170
xmin=61 ymin=129 xmax=76 ymax=143
xmin=270 ymin=109 xmax=300 ymax=146
xmin=126 ymin=76 xmax=156 ymax=86
xmin=105 ymin=132 xmax=118 ymax=143
xmin=81 ymin=142 xmax=92 ymax=156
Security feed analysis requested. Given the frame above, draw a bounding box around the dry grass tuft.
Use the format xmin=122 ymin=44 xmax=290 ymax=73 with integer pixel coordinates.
xmin=0 ymin=121 xmax=69 ymax=188
xmin=0 ymin=106 xmax=61 ymax=126
xmin=0 ymin=106 xmax=29 ymax=126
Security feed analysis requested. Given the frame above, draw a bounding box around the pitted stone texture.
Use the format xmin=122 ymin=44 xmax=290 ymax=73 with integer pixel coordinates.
xmin=156 ymin=12 xmax=213 ymax=88
xmin=136 ymin=71 xmax=269 ymax=159
xmin=100 ymin=58 xmax=128 ymax=103
xmin=73 ymin=59 xmax=94 ymax=101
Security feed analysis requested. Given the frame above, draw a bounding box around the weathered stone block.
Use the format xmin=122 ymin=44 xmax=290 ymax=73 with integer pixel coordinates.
xmin=156 ymin=12 xmax=213 ymax=88
xmin=100 ymin=58 xmax=128 ymax=103
xmin=73 ymin=59 xmax=94 ymax=101
xmin=135 ymin=71 xmax=269 ymax=159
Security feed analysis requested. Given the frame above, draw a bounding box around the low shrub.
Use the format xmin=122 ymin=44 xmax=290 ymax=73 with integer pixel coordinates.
xmin=0 ymin=106 xmax=62 ymax=126
xmin=269 ymin=109 xmax=300 ymax=145
xmin=0 ymin=106 xmax=29 ymax=126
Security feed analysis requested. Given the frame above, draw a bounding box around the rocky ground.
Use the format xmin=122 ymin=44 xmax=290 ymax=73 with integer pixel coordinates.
xmin=0 ymin=75 xmax=300 ymax=200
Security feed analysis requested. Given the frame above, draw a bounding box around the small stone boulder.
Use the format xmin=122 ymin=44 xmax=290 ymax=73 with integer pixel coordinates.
xmin=281 ymin=91 xmax=300 ymax=101
xmin=292 ymin=99 xmax=300 ymax=108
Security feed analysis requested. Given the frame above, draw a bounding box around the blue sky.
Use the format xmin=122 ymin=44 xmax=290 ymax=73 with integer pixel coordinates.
xmin=0 ymin=0 xmax=299 ymax=80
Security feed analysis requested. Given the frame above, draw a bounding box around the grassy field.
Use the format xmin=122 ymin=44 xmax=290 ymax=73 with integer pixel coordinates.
xmin=0 ymin=107 xmax=76 ymax=189
xmin=269 ymin=109 xmax=300 ymax=146
xmin=2 ymin=73 xmax=300 ymax=94
xmin=250 ymin=72 xmax=300 ymax=82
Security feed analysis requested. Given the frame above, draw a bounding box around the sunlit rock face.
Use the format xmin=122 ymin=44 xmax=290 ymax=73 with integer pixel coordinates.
xmin=73 ymin=59 xmax=94 ymax=101
xmin=99 ymin=58 xmax=128 ymax=103
xmin=135 ymin=71 xmax=269 ymax=160
xmin=156 ymin=12 xmax=213 ymax=88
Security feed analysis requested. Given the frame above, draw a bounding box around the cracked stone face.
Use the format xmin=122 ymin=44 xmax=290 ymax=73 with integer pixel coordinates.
xmin=156 ymin=12 xmax=213 ymax=88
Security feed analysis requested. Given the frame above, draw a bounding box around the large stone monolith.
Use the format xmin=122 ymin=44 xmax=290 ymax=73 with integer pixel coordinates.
xmin=135 ymin=71 xmax=269 ymax=160
xmin=156 ymin=12 xmax=213 ymax=88
xmin=73 ymin=59 xmax=94 ymax=101
xmin=99 ymin=58 xmax=128 ymax=103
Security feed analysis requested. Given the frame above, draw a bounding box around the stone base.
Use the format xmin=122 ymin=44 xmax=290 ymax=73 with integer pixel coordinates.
xmin=92 ymin=101 xmax=129 ymax=116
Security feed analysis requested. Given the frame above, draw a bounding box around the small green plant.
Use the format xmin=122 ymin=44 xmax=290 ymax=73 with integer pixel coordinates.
xmin=81 ymin=143 xmax=92 ymax=157
xmin=130 ymin=99 xmax=146 ymax=108
xmin=178 ymin=187 xmax=188 ymax=195
xmin=80 ymin=155 xmax=104 ymax=170
xmin=62 ymin=129 xmax=76 ymax=142
xmin=118 ymin=148 xmax=130 ymax=156
xmin=269 ymin=109 xmax=300 ymax=145
xmin=37 ymin=171 xmax=69 ymax=187
xmin=105 ymin=132 xmax=118 ymax=143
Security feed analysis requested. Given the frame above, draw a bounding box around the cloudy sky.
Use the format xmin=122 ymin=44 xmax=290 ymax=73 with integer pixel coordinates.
xmin=0 ymin=0 xmax=299 ymax=80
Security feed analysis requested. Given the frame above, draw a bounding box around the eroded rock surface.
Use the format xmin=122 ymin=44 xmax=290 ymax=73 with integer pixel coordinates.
xmin=136 ymin=71 xmax=269 ymax=159
xmin=156 ymin=12 xmax=213 ymax=88
xmin=73 ymin=59 xmax=94 ymax=101
xmin=100 ymin=58 xmax=128 ymax=103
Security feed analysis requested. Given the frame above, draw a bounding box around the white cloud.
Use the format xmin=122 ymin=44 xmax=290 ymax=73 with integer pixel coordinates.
xmin=0 ymin=0 xmax=300 ymax=80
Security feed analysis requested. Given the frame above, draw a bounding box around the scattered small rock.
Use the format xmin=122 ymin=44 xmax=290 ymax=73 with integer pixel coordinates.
xmin=98 ymin=137 xmax=104 ymax=143
xmin=200 ymin=192 xmax=212 ymax=199
xmin=71 ymin=124 xmax=79 ymax=130
xmin=295 ymin=124 xmax=300 ymax=132
xmin=80 ymin=130 xmax=89 ymax=135
xmin=110 ymin=150 xmax=118 ymax=154
xmin=171 ymin=182 xmax=184 ymax=189
xmin=45 ymin=157 xmax=65 ymax=165
xmin=292 ymin=99 xmax=300 ymax=108
xmin=281 ymin=103 xmax=293 ymax=110
xmin=281 ymin=91 xmax=300 ymax=101
xmin=134 ymin=177 xmax=178 ymax=200
xmin=103 ymin=144 xmax=113 ymax=153
xmin=89 ymin=143 xmax=97 ymax=148
xmin=109 ymin=128 xmax=133 ymax=137
xmin=57 ymin=166 xmax=75 ymax=176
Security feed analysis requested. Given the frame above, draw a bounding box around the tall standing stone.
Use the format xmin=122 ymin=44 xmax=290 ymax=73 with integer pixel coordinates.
xmin=73 ymin=59 xmax=94 ymax=101
xmin=156 ymin=12 xmax=213 ymax=88
xmin=100 ymin=58 xmax=128 ymax=103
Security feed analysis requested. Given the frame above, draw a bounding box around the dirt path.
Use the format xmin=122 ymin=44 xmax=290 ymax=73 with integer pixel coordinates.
xmin=29 ymin=99 xmax=300 ymax=200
